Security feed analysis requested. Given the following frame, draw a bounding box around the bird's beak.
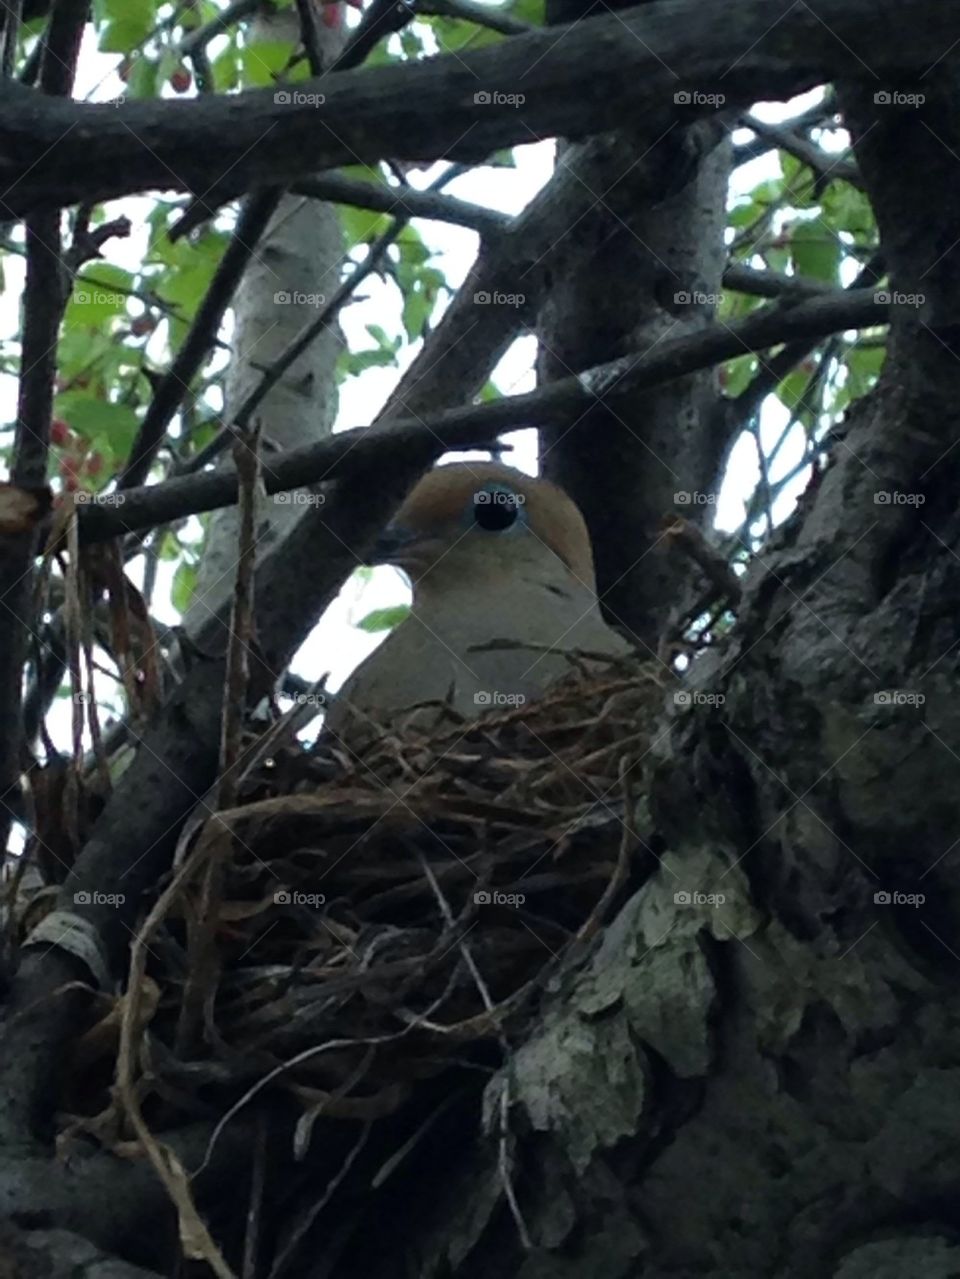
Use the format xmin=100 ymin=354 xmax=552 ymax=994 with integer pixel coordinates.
xmin=367 ymin=523 xmax=419 ymax=566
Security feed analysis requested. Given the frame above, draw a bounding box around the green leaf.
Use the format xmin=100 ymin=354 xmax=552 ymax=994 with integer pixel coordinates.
xmin=240 ymin=39 xmax=293 ymax=87
xmin=99 ymin=0 xmax=155 ymax=52
xmin=340 ymin=204 xmax=392 ymax=248
xmin=211 ymin=45 xmax=240 ymax=92
xmin=126 ymin=56 xmax=159 ymax=99
xmin=426 ymin=14 xmax=501 ymax=52
xmin=790 ymin=219 xmax=840 ymax=284
xmin=172 ymin=561 xmax=198 ymax=615
xmin=53 ymin=393 xmax=139 ymax=456
xmin=821 ymin=181 xmax=876 ymax=239
xmin=65 ymin=265 xmax=133 ymax=326
xmin=722 ymin=355 xmax=757 ymax=398
xmin=357 ymin=605 xmax=410 ymax=633
xmin=510 ymin=0 xmax=545 ymax=22
xmin=845 ymin=343 xmax=886 ymax=399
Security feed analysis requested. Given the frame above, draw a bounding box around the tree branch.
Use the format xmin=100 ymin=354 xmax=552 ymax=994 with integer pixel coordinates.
xmin=0 ymin=0 xmax=955 ymax=216
xmin=293 ymin=172 xmax=509 ymax=236
xmin=77 ymin=287 xmax=891 ymax=544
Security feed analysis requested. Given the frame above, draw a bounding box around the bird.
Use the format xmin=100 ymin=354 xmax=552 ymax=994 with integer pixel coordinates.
xmin=322 ymin=460 xmax=633 ymax=753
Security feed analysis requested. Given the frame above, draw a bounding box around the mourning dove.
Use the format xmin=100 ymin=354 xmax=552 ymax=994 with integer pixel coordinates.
xmin=323 ymin=461 xmax=632 ymax=751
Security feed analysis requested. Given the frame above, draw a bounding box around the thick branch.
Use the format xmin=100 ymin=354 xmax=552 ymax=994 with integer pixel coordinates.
xmin=0 ymin=0 xmax=956 ymax=215
xmin=77 ymin=288 xmax=890 ymax=544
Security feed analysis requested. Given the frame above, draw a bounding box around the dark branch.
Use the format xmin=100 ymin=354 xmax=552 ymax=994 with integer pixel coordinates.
xmin=78 ymin=288 xmax=891 ymax=545
xmin=293 ymin=172 xmax=509 ymax=236
xmin=0 ymin=0 xmax=955 ymax=215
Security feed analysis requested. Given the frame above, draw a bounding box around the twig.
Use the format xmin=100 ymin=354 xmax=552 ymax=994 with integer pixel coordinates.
xmin=293 ymin=172 xmax=508 ymax=236
xmin=413 ymin=0 xmax=532 ymax=35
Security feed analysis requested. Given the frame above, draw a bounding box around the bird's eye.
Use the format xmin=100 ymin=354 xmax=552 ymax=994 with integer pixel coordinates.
xmin=473 ymin=488 xmax=521 ymax=531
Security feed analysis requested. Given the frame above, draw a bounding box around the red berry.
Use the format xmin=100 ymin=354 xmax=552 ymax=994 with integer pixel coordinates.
xmin=321 ymin=3 xmax=341 ymax=26
xmin=170 ymin=67 xmax=192 ymax=93
xmin=65 ymin=476 xmax=78 ymax=493
xmin=51 ymin=418 xmax=70 ymax=446
xmin=131 ymin=314 xmax=155 ymax=337
xmin=86 ymin=452 xmax=104 ymax=476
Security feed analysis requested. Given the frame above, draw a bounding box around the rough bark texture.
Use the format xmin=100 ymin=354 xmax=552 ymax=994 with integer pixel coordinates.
xmin=538 ymin=120 xmax=731 ymax=651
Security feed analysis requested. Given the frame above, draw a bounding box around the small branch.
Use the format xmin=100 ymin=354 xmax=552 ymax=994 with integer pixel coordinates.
xmin=293 ymin=171 xmax=508 ymax=236
xmin=78 ymin=288 xmax=891 ymax=544
xmin=0 ymin=0 xmax=22 ymax=79
xmin=180 ymin=0 xmax=260 ymax=55
xmin=743 ymin=115 xmax=861 ymax=189
xmin=413 ymin=0 xmax=533 ymax=35
xmin=723 ymin=262 xmax=833 ymax=301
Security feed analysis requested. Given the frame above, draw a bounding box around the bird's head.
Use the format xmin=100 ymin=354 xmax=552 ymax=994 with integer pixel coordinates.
xmin=369 ymin=461 xmax=598 ymax=600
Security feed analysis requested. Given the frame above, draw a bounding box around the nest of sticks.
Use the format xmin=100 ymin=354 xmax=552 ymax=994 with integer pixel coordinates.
xmin=66 ymin=655 xmax=668 ymax=1148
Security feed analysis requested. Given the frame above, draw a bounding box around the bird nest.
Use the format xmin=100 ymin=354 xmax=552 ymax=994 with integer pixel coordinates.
xmin=72 ymin=656 xmax=668 ymax=1140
